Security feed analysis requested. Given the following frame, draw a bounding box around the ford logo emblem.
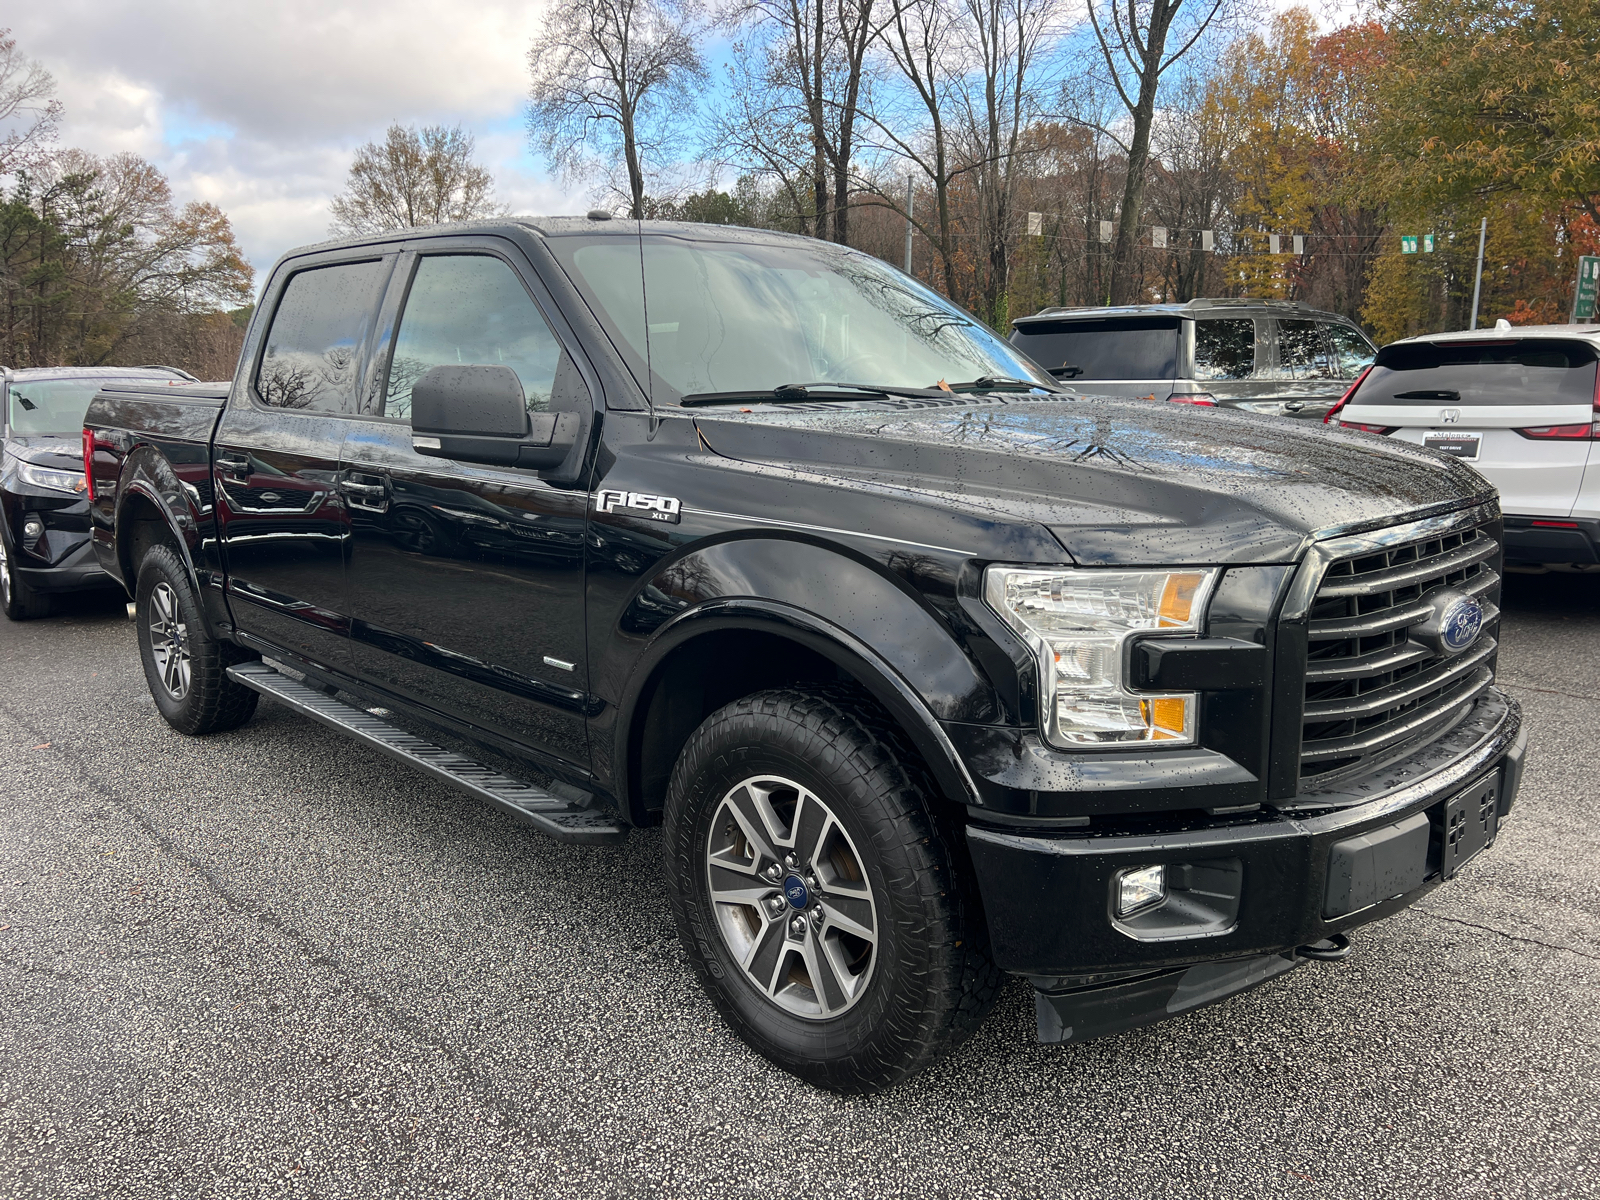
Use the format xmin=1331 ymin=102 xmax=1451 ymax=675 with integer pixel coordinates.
xmin=782 ymin=874 xmax=810 ymax=909
xmin=1413 ymin=588 xmax=1484 ymax=656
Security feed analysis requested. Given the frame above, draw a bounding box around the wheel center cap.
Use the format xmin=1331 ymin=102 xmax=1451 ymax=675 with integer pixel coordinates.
xmin=782 ymin=874 xmax=809 ymax=909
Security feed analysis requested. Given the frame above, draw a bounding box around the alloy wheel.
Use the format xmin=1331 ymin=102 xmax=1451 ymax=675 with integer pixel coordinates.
xmin=704 ymin=774 xmax=878 ymax=1019
xmin=147 ymin=581 xmax=191 ymax=699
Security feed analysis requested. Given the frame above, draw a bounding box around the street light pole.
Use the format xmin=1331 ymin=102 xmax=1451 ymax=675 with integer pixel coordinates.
xmin=1469 ymin=217 xmax=1487 ymax=329
xmin=904 ymin=175 xmax=915 ymax=274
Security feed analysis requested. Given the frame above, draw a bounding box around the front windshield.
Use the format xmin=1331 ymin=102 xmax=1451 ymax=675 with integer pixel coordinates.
xmin=552 ymin=233 xmax=1055 ymax=402
xmin=6 ymin=377 xmax=153 ymax=436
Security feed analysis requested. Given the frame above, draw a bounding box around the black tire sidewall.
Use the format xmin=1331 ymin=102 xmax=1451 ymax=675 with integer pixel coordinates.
xmin=135 ymin=547 xmax=209 ymax=733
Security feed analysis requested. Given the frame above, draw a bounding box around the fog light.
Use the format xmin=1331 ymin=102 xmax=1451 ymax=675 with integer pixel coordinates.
xmin=21 ymin=517 xmax=44 ymax=542
xmin=1115 ymin=865 xmax=1167 ymax=916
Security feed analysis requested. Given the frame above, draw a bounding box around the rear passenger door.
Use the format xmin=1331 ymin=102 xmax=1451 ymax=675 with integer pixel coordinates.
xmin=339 ymin=240 xmax=596 ymax=767
xmin=215 ymin=252 xmax=394 ymax=668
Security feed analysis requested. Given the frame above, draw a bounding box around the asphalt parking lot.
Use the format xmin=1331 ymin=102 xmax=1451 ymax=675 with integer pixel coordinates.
xmin=1 ymin=576 xmax=1597 ymax=1200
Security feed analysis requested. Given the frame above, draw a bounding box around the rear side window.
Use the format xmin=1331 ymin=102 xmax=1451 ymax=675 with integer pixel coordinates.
xmin=1272 ymin=320 xmax=1338 ymax=380
xmin=1009 ymin=317 xmax=1179 ymax=381
xmin=1193 ymin=318 xmax=1256 ymax=380
xmin=384 ymin=255 xmax=565 ymax=420
xmin=1328 ymin=325 xmax=1375 ymax=378
xmin=256 ymin=260 xmax=389 ymax=413
xmin=1356 ymin=339 xmax=1600 ymax=406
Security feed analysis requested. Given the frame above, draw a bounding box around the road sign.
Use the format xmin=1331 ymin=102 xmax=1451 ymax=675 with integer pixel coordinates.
xmin=1574 ymin=255 xmax=1600 ymax=322
xmin=1401 ymin=235 xmax=1418 ymax=254
xmin=1099 ymin=220 xmax=1113 ymax=243
xmin=1027 ymin=211 xmax=1042 ymax=237
xmin=1151 ymin=226 xmax=1167 ymax=248
xmin=1424 ymin=234 xmax=1435 ymax=253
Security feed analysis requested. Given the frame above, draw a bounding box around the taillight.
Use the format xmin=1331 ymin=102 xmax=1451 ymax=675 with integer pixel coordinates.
xmin=1323 ymin=366 xmax=1372 ymax=424
xmin=1338 ymin=422 xmax=1398 ymax=435
xmin=1167 ymin=392 xmax=1217 ymax=406
xmin=82 ymin=426 xmax=96 ymax=502
xmin=1514 ymin=423 xmax=1594 ymax=440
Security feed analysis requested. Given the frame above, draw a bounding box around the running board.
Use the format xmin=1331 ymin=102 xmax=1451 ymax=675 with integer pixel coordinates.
xmin=226 ymin=660 xmax=628 ymax=845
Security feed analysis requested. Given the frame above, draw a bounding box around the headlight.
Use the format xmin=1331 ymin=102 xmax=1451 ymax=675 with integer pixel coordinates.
xmin=984 ymin=566 xmax=1217 ymax=747
xmin=12 ymin=457 xmax=86 ymax=495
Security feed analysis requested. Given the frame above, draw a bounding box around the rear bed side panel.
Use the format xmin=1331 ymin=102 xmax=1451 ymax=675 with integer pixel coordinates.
xmin=85 ymin=389 xmax=227 ymax=630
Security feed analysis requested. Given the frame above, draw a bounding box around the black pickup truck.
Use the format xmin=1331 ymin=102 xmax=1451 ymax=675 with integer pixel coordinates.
xmin=84 ymin=218 xmax=1527 ymax=1092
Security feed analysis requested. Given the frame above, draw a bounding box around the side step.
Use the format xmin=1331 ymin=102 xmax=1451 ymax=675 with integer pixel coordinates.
xmin=226 ymin=660 xmax=628 ymax=845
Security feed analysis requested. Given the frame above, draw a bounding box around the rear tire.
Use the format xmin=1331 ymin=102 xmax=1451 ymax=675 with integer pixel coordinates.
xmin=135 ymin=544 xmax=259 ymax=735
xmin=664 ymin=686 xmax=1001 ymax=1093
xmin=0 ymin=535 xmax=51 ymax=620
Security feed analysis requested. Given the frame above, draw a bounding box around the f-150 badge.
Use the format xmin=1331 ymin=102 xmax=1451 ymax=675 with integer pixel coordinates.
xmin=596 ymin=489 xmax=682 ymax=524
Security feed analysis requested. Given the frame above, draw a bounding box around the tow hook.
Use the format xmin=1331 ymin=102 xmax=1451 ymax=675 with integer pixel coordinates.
xmin=1298 ymin=933 xmax=1352 ymax=961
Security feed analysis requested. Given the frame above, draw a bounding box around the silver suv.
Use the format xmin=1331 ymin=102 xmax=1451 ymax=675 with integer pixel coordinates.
xmin=1008 ymin=298 xmax=1378 ymax=421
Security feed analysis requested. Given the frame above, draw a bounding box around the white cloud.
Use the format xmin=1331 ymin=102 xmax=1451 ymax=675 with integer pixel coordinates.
xmin=11 ymin=0 xmax=588 ymax=279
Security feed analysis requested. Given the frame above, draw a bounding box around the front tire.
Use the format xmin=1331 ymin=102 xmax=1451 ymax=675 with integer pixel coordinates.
xmin=664 ymin=687 xmax=1001 ymax=1093
xmin=0 ymin=535 xmax=51 ymax=620
xmin=135 ymin=544 xmax=259 ymax=735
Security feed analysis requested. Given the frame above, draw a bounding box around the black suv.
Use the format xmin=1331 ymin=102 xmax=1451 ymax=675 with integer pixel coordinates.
xmin=85 ymin=220 xmax=1524 ymax=1092
xmin=1010 ymin=299 xmax=1378 ymax=419
xmin=1 ymin=365 xmax=194 ymax=618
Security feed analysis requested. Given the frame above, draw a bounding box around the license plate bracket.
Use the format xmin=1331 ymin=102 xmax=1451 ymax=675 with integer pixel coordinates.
xmin=1424 ymin=431 xmax=1482 ymax=460
xmin=1433 ymin=772 xmax=1500 ymax=879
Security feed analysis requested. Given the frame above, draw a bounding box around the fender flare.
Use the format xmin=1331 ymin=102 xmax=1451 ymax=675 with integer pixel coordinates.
xmin=113 ymin=447 xmax=208 ymax=612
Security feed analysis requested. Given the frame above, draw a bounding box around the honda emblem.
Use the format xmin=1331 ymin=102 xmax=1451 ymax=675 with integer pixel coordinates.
xmin=1440 ymin=408 xmax=1461 ymax=424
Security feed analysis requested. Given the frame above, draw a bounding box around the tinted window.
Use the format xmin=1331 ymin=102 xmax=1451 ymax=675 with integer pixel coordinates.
xmin=257 ymin=261 xmax=388 ymax=412
xmin=7 ymin=377 xmax=172 ymax=435
xmin=1009 ymin=317 xmax=1179 ymax=381
xmin=385 ymin=255 xmax=564 ymax=420
xmin=1329 ymin=324 xmax=1375 ymax=377
xmin=1355 ymin=339 xmax=1600 ymax=406
xmin=1193 ymin=319 xmax=1255 ymax=380
xmin=1273 ymin=319 xmax=1337 ymax=380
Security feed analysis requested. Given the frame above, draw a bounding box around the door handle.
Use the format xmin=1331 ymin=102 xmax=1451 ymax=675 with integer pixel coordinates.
xmin=338 ymin=471 xmax=391 ymax=510
xmin=217 ymin=452 xmax=251 ymax=480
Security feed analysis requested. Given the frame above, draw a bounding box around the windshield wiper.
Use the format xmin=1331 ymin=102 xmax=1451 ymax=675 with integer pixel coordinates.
xmin=13 ymin=394 xmax=35 ymax=410
xmin=678 ymin=382 xmax=948 ymax=407
xmin=1049 ymin=365 xmax=1084 ymax=379
xmin=943 ymin=375 xmax=1063 ymax=393
xmin=1393 ymin=389 xmax=1461 ymax=401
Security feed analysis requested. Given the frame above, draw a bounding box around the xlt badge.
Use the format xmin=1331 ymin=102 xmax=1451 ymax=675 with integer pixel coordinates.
xmin=596 ymin=488 xmax=682 ymax=524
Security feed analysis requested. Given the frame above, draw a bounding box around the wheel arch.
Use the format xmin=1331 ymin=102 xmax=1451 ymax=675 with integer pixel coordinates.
xmin=618 ymin=600 xmax=983 ymax=828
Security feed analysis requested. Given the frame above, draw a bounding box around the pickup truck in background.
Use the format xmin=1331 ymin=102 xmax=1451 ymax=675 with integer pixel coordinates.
xmin=84 ymin=218 xmax=1528 ymax=1092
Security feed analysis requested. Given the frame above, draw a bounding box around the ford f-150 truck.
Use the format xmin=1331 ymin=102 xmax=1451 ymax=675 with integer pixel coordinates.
xmin=84 ymin=217 xmax=1528 ymax=1092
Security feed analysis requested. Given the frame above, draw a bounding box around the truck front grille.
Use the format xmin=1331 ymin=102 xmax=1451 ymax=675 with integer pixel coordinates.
xmin=1300 ymin=520 xmax=1500 ymax=781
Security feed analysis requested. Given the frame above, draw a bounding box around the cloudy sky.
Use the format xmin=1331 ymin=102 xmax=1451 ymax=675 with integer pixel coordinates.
xmin=11 ymin=0 xmax=588 ymax=281
xmin=13 ymin=0 xmax=1343 ymax=289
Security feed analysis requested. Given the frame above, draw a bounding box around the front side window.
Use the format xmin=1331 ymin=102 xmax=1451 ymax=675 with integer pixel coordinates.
xmin=1328 ymin=325 xmax=1376 ymax=378
xmin=384 ymin=255 xmax=564 ymax=421
xmin=1273 ymin=319 xmax=1338 ymax=380
xmin=1193 ymin=318 xmax=1256 ymax=380
xmin=257 ymin=260 xmax=389 ymax=413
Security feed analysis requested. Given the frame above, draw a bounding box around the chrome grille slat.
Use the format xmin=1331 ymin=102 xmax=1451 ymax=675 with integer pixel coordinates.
xmin=1299 ymin=519 xmax=1501 ymax=781
xmin=1314 ymin=537 xmax=1498 ymax=598
xmin=1303 ymin=639 xmax=1496 ymax=721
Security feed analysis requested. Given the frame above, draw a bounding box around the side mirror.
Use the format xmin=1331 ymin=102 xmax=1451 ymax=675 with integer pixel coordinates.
xmin=410 ymin=364 xmax=580 ymax=469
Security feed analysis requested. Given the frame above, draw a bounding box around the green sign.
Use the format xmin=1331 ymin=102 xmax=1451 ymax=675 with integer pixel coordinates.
xmin=1575 ymin=255 xmax=1600 ymax=322
xmin=1401 ymin=235 xmax=1418 ymax=254
xmin=1423 ymin=233 xmax=1435 ymax=253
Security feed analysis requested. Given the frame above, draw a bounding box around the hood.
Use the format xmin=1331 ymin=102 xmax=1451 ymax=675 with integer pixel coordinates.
xmin=4 ymin=434 xmax=83 ymax=469
xmin=691 ymin=396 xmax=1496 ymax=564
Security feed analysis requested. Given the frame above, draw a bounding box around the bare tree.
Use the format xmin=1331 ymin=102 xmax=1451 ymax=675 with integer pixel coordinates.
xmin=956 ymin=0 xmax=1060 ymax=324
xmin=527 ymin=0 xmax=707 ymax=219
xmin=0 ymin=29 xmax=62 ymax=178
xmin=329 ymin=124 xmax=503 ymax=235
xmin=1087 ymin=0 xmax=1245 ymax=303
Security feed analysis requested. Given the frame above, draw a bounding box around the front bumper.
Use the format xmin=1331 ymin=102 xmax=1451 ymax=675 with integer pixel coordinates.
xmin=966 ymin=687 xmax=1525 ymax=1042
xmin=14 ymin=535 xmax=113 ymax=594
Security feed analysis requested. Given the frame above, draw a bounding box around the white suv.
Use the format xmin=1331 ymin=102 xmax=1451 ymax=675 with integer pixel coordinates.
xmin=1328 ymin=322 xmax=1600 ymax=566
